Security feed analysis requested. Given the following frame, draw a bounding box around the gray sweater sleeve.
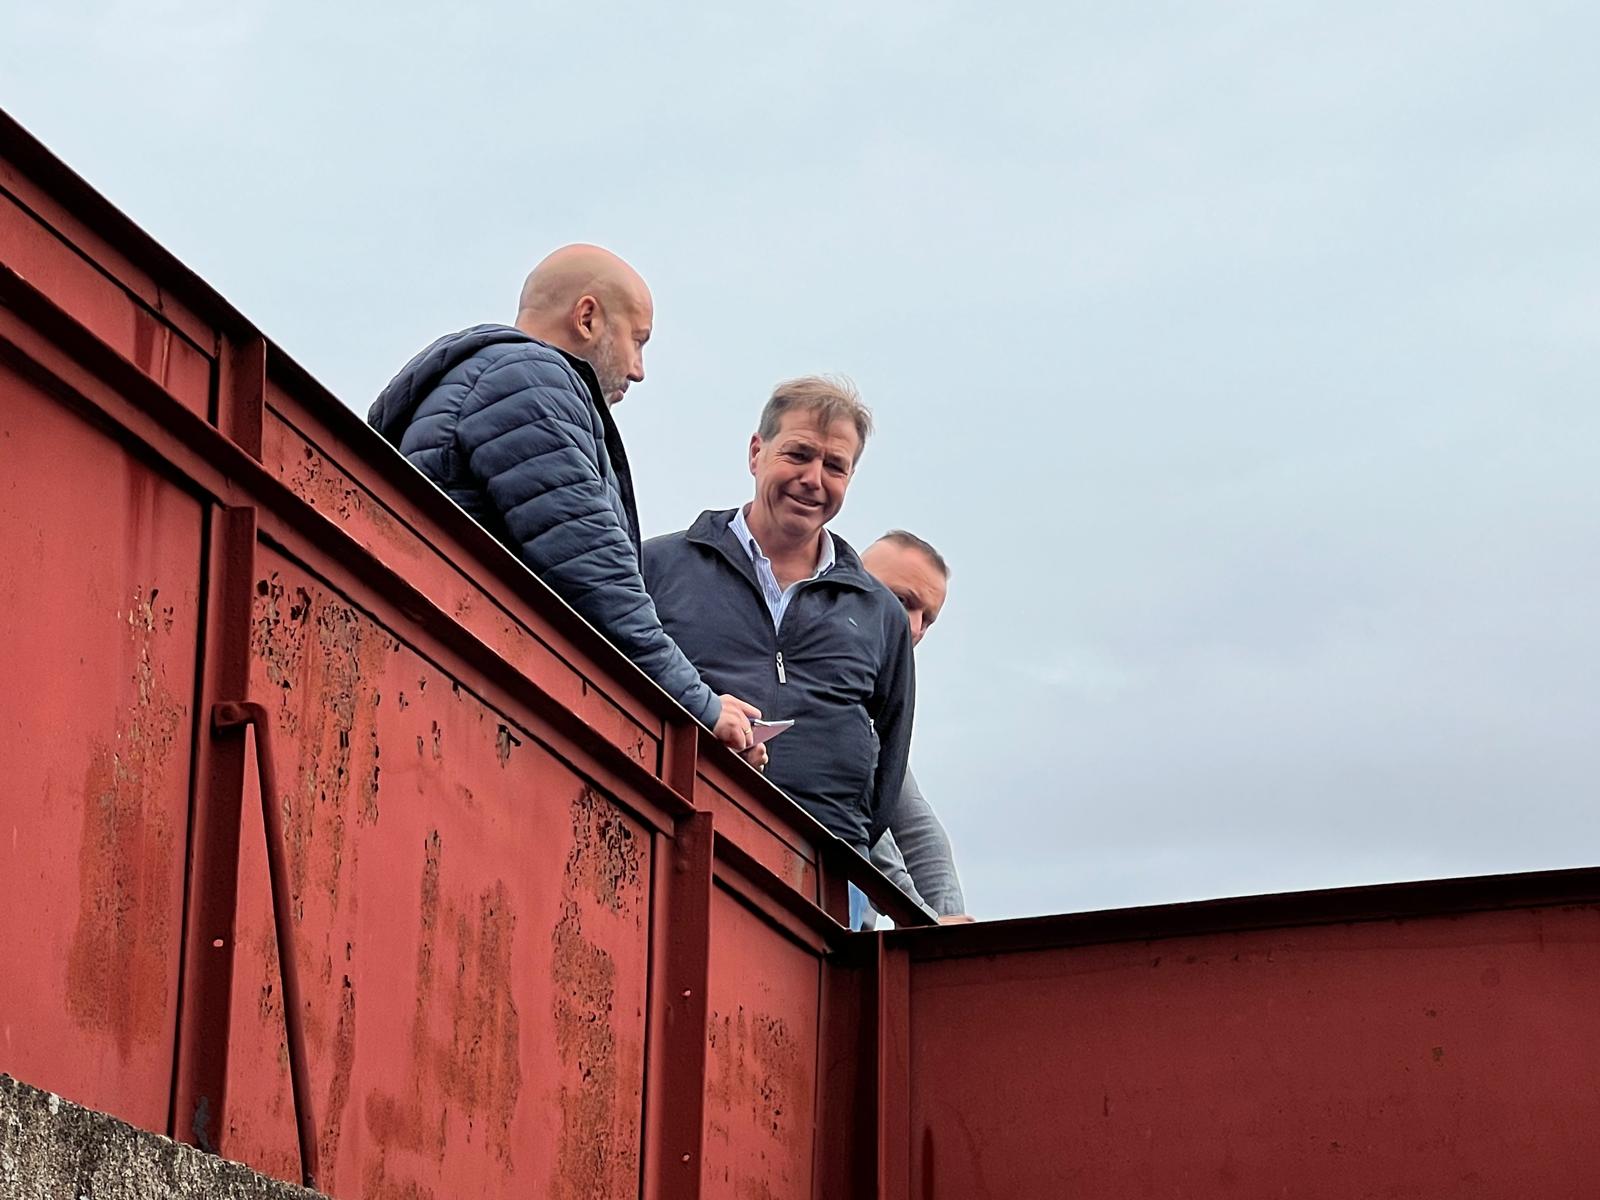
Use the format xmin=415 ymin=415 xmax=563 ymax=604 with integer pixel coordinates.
xmin=889 ymin=768 xmax=966 ymax=916
xmin=869 ymin=830 xmax=933 ymax=916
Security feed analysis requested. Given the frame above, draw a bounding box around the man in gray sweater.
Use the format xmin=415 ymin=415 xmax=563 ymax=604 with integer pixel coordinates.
xmin=862 ymin=531 xmax=971 ymax=924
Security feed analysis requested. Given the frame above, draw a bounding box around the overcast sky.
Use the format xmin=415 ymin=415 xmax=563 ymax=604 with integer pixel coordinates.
xmin=7 ymin=1 xmax=1597 ymax=919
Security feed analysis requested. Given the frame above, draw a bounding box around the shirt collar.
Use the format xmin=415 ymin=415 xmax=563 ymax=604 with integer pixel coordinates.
xmin=729 ymin=505 xmax=835 ymax=578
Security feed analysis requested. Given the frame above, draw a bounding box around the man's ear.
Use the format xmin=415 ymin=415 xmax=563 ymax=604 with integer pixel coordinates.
xmin=572 ymin=295 xmax=600 ymax=343
xmin=748 ymin=433 xmax=762 ymax=476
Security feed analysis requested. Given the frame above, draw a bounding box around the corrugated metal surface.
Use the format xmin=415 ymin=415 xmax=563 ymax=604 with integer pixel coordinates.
xmin=5 ymin=105 xmax=1599 ymax=1199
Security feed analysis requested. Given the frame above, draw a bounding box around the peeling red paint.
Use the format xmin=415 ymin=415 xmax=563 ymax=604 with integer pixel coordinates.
xmin=706 ymin=1008 xmax=804 ymax=1151
xmin=548 ymin=789 xmax=645 ymax=1199
xmin=361 ymin=830 xmax=524 ymax=1189
xmin=280 ymin=441 xmax=404 ymax=551
xmin=315 ymin=973 xmax=358 ymax=1169
xmin=65 ymin=587 xmax=184 ymax=1059
xmin=251 ymin=575 xmax=395 ymax=915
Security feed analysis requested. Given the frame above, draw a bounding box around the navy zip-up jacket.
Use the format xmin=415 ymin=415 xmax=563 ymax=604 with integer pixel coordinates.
xmin=643 ymin=509 xmax=916 ymax=849
xmin=368 ymin=324 xmax=721 ymax=727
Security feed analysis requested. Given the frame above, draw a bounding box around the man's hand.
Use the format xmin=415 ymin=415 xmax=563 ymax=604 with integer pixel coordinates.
xmin=937 ymin=914 xmax=976 ymax=925
xmin=739 ymin=742 xmax=769 ymax=771
xmin=712 ymin=694 xmax=762 ymax=753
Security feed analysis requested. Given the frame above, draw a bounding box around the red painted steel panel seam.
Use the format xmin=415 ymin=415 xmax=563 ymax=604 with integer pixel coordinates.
xmin=0 ymin=179 xmax=216 ymax=362
xmin=1 ymin=107 xmax=235 ymax=350
xmin=211 ymin=702 xmax=319 ymax=1190
xmin=876 ymin=943 xmax=911 ymax=1200
xmin=168 ymin=505 xmax=257 ymax=1151
xmin=711 ymin=835 xmax=842 ymax=956
xmin=217 ymin=333 xmax=266 ymax=458
xmin=641 ymin=812 xmax=715 ymax=1200
xmin=692 ymin=757 xmax=820 ymax=871
xmin=887 ymin=865 xmax=1600 ymax=965
xmin=661 ymin=719 xmax=700 ymax=804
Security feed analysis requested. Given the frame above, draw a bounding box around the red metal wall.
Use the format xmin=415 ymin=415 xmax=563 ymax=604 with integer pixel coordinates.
xmin=886 ymin=880 xmax=1600 ymax=1199
xmin=5 ymin=107 xmax=1600 ymax=1200
xmin=0 ymin=106 xmax=918 ymax=1199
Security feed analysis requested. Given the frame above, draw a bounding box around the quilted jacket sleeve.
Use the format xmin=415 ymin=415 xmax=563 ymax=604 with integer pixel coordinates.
xmin=456 ymin=350 xmax=722 ymax=728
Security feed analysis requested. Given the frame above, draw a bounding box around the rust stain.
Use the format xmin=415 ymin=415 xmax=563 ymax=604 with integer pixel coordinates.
xmin=780 ymin=848 xmax=809 ymax=892
xmin=362 ymin=831 xmax=523 ymax=1188
xmin=65 ymin=585 xmax=185 ymax=1057
xmin=252 ymin=575 xmax=396 ymax=916
xmin=317 ymin=974 xmax=358 ymax=1168
xmin=434 ymin=879 xmax=522 ymax=1157
xmin=284 ymin=443 xmax=407 ymax=546
xmin=564 ymin=787 xmax=642 ymax=915
xmin=550 ymin=899 xmax=622 ymax=1198
xmin=495 ymin=724 xmax=520 ymax=767
xmin=706 ymin=1005 xmax=807 ymax=1153
xmin=360 ymin=1157 xmax=439 ymax=1200
xmin=548 ymin=788 xmax=645 ymax=1198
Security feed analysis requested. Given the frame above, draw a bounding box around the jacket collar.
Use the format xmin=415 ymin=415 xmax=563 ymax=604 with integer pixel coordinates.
xmin=686 ymin=509 xmax=876 ymax=592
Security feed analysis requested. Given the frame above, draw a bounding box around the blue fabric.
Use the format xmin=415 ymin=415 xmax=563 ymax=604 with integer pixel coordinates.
xmin=643 ymin=508 xmax=916 ymax=849
xmin=369 ymin=325 xmax=720 ymax=728
xmin=848 ymin=883 xmax=869 ymax=931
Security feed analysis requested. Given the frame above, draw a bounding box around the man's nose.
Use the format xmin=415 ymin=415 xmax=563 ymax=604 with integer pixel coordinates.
xmin=629 ymin=354 xmax=645 ymax=384
xmin=909 ymin=615 xmax=926 ymax=645
xmin=798 ymin=458 xmax=823 ymax=488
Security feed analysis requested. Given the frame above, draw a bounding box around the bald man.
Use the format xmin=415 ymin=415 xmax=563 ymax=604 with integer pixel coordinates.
xmin=370 ymin=245 xmax=763 ymax=754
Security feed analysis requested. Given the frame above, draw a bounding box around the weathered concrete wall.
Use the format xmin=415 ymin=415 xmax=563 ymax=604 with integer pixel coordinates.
xmin=0 ymin=1075 xmax=321 ymax=1200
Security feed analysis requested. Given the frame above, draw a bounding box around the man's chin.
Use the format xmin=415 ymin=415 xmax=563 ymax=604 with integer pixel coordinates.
xmin=780 ymin=511 xmax=827 ymax=539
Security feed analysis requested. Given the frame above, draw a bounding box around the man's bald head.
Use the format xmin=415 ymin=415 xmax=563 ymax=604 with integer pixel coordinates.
xmin=515 ymin=244 xmax=654 ymax=405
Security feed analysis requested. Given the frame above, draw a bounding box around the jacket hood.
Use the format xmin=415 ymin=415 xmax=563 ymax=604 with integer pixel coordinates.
xmin=368 ymin=324 xmax=537 ymax=444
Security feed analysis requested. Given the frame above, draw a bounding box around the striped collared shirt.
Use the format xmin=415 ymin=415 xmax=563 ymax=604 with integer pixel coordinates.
xmin=728 ymin=505 xmax=835 ymax=631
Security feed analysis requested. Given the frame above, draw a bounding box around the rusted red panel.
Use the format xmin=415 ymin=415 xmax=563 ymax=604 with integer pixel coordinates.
xmin=701 ymin=887 xmax=820 ymax=1200
xmin=217 ymin=548 xmax=651 ymax=1198
xmin=693 ymin=773 xmax=817 ymax=904
xmin=0 ymin=367 xmax=202 ymax=1128
xmin=0 ymin=130 xmax=219 ymax=357
xmin=259 ymin=398 xmax=660 ymax=768
xmin=0 ymin=189 xmax=212 ymax=416
xmin=906 ymin=903 xmax=1600 ymax=1199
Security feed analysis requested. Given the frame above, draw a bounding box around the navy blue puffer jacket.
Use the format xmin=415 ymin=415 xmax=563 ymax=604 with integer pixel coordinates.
xmin=369 ymin=324 xmax=721 ymax=727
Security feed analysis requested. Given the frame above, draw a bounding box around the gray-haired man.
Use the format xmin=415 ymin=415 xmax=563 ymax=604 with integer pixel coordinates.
xmin=642 ymin=378 xmax=916 ymax=929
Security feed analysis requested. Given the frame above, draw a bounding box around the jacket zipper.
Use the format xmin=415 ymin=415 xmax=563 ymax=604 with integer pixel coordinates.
xmin=775 ymin=651 xmax=787 ymax=684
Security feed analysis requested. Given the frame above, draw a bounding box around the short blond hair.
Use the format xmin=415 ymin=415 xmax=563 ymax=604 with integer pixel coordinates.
xmin=757 ymin=375 xmax=874 ymax=463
